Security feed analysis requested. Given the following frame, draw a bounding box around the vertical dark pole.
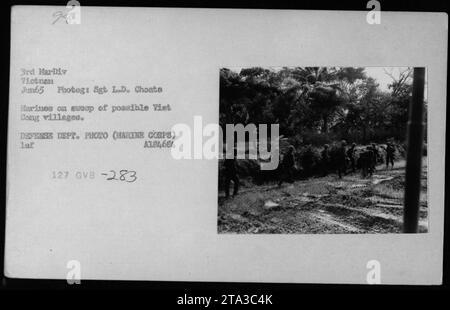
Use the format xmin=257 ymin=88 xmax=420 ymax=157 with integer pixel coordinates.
xmin=403 ymin=67 xmax=425 ymax=233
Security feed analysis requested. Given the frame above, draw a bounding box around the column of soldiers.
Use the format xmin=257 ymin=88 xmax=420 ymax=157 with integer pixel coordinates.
xmin=223 ymin=140 xmax=397 ymax=197
xmin=321 ymin=140 xmax=397 ymax=178
xmin=275 ymin=140 xmax=397 ymax=185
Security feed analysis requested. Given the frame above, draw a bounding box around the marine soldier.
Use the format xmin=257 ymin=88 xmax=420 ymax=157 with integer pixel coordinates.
xmin=321 ymin=144 xmax=330 ymax=176
xmin=302 ymin=144 xmax=314 ymax=177
xmin=224 ymin=149 xmax=239 ymax=198
xmin=336 ymin=140 xmax=347 ymax=179
xmin=347 ymin=143 xmax=356 ymax=173
xmin=359 ymin=146 xmax=374 ymax=178
xmin=385 ymin=142 xmax=396 ymax=169
xmin=369 ymin=143 xmax=379 ymax=173
xmin=278 ymin=145 xmax=296 ymax=186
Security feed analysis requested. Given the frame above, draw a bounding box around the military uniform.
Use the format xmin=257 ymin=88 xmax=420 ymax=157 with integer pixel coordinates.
xmin=224 ymin=157 xmax=239 ymax=198
xmin=369 ymin=144 xmax=379 ymax=173
xmin=336 ymin=142 xmax=347 ymax=179
xmin=347 ymin=144 xmax=356 ymax=172
xmin=278 ymin=147 xmax=296 ymax=186
xmin=359 ymin=147 xmax=375 ymax=177
xmin=385 ymin=143 xmax=395 ymax=169
xmin=321 ymin=146 xmax=330 ymax=176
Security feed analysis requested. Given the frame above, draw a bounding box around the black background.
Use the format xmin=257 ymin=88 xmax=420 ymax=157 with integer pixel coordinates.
xmin=0 ymin=0 xmax=448 ymax=303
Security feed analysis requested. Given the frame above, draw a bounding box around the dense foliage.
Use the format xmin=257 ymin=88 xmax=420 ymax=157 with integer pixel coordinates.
xmin=220 ymin=67 xmax=424 ymax=146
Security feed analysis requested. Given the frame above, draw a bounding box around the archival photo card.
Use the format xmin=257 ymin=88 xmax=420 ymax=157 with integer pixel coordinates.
xmin=4 ymin=6 xmax=447 ymax=285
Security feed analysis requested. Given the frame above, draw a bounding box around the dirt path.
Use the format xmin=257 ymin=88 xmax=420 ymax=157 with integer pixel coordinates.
xmin=218 ymin=158 xmax=428 ymax=234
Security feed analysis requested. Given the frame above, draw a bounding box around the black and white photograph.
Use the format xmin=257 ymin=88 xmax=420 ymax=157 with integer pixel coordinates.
xmin=1 ymin=1 xmax=448 ymax=291
xmin=218 ymin=67 xmax=428 ymax=234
